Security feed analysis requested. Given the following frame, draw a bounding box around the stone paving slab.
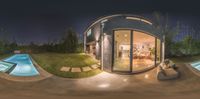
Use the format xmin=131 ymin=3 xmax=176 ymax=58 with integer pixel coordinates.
xmin=60 ymin=67 xmax=71 ymax=72
xmin=82 ymin=66 xmax=92 ymax=72
xmin=91 ymin=64 xmax=99 ymax=69
xmin=59 ymin=64 xmax=100 ymax=73
xmin=71 ymin=67 xmax=81 ymax=72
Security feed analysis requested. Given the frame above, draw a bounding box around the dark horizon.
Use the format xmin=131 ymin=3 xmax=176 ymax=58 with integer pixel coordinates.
xmin=0 ymin=0 xmax=200 ymax=44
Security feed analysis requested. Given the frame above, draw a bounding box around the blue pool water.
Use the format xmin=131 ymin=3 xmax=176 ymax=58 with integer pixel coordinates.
xmin=4 ymin=54 xmax=39 ymax=76
xmin=191 ymin=61 xmax=200 ymax=70
xmin=0 ymin=61 xmax=15 ymax=73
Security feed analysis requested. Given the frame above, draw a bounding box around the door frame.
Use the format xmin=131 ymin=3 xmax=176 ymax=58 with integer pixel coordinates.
xmin=112 ymin=29 xmax=132 ymax=73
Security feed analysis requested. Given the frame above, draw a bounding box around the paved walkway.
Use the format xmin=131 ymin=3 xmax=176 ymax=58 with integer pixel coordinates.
xmin=0 ymin=64 xmax=200 ymax=99
xmin=60 ymin=64 xmax=100 ymax=72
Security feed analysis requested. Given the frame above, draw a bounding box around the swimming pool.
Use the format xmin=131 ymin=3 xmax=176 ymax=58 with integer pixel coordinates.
xmin=0 ymin=61 xmax=16 ymax=73
xmin=190 ymin=61 xmax=200 ymax=70
xmin=3 ymin=54 xmax=39 ymax=76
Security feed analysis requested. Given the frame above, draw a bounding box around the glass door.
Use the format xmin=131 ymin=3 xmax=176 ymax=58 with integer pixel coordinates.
xmin=113 ymin=30 xmax=131 ymax=72
xmin=132 ymin=31 xmax=156 ymax=71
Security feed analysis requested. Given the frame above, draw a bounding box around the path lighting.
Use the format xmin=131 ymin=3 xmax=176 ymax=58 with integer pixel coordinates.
xmin=98 ymin=83 xmax=110 ymax=88
xmin=123 ymin=78 xmax=128 ymax=82
xmin=144 ymin=74 xmax=149 ymax=79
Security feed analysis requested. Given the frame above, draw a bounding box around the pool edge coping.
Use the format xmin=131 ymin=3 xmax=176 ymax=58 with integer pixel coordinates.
xmin=0 ymin=54 xmax=53 ymax=82
xmin=185 ymin=63 xmax=200 ymax=77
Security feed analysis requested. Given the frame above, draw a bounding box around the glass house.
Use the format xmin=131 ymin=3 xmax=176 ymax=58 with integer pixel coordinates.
xmin=84 ymin=14 xmax=164 ymax=74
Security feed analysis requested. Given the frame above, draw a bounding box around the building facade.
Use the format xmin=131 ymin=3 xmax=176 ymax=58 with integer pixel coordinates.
xmin=84 ymin=14 xmax=163 ymax=74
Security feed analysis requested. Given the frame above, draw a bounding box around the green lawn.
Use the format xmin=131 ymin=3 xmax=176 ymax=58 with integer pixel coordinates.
xmin=31 ymin=53 xmax=102 ymax=78
xmin=170 ymin=55 xmax=200 ymax=64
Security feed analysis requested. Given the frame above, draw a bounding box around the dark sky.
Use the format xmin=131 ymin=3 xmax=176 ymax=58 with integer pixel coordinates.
xmin=0 ymin=0 xmax=200 ymax=44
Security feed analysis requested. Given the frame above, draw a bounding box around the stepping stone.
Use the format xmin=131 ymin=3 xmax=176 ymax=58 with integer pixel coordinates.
xmin=91 ymin=64 xmax=99 ymax=69
xmin=71 ymin=67 xmax=81 ymax=72
xmin=82 ymin=66 xmax=92 ymax=72
xmin=60 ymin=67 xmax=70 ymax=72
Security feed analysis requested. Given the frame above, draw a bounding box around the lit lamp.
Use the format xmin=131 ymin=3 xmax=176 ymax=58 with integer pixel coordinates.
xmin=96 ymin=39 xmax=100 ymax=43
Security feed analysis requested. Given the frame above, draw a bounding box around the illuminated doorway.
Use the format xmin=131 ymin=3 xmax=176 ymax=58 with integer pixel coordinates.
xmin=112 ymin=30 xmax=161 ymax=73
xmin=132 ymin=31 xmax=155 ymax=71
xmin=113 ymin=30 xmax=131 ymax=72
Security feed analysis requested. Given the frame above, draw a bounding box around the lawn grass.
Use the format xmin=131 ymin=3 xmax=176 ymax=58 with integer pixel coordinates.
xmin=31 ymin=53 xmax=102 ymax=78
xmin=170 ymin=55 xmax=200 ymax=64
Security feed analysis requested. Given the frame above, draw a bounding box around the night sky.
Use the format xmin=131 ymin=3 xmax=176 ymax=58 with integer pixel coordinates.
xmin=0 ymin=0 xmax=200 ymax=44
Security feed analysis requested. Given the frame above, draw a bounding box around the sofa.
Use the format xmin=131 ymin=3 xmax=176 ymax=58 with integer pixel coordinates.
xmin=157 ymin=60 xmax=180 ymax=80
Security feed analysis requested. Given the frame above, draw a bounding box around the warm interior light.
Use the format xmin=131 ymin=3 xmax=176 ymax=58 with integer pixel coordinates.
xmin=124 ymin=34 xmax=127 ymax=37
xmin=113 ymin=30 xmax=156 ymax=71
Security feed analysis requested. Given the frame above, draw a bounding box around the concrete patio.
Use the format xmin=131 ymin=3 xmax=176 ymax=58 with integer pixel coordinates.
xmin=0 ymin=63 xmax=200 ymax=99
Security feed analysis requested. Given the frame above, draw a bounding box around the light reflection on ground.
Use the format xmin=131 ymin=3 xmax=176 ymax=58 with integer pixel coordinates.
xmin=74 ymin=69 xmax=158 ymax=91
xmin=97 ymin=83 xmax=110 ymax=88
xmin=1 ymin=64 xmax=200 ymax=99
xmin=75 ymin=72 xmax=131 ymax=90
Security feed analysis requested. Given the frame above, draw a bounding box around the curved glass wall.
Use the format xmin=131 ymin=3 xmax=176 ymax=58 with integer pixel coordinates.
xmin=113 ymin=30 xmax=161 ymax=73
xmin=132 ymin=31 xmax=155 ymax=71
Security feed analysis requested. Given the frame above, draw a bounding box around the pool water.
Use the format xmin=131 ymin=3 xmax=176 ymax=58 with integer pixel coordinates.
xmin=0 ymin=61 xmax=15 ymax=73
xmin=191 ymin=61 xmax=200 ymax=70
xmin=4 ymin=54 xmax=39 ymax=76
